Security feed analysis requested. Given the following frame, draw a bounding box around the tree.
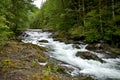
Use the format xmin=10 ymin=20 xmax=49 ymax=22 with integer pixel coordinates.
xmin=112 ymin=0 xmax=115 ymax=21
xmin=98 ymin=0 xmax=103 ymax=39
xmin=0 ymin=0 xmax=37 ymax=46
xmin=82 ymin=0 xmax=85 ymax=26
xmin=33 ymin=0 xmax=120 ymax=47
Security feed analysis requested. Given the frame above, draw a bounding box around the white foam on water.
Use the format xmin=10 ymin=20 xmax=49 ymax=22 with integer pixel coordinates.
xmin=39 ymin=62 xmax=47 ymax=66
xmin=22 ymin=30 xmax=120 ymax=79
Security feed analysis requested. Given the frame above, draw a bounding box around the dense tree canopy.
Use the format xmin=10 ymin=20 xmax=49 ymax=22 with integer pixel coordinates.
xmin=0 ymin=0 xmax=38 ymax=46
xmin=32 ymin=0 xmax=120 ymax=47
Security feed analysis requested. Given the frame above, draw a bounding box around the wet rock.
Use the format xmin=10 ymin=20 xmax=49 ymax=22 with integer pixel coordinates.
xmin=38 ymin=40 xmax=48 ymax=43
xmin=20 ymin=32 xmax=30 ymax=40
xmin=86 ymin=43 xmax=120 ymax=58
xmin=59 ymin=63 xmax=80 ymax=76
xmin=73 ymin=41 xmax=86 ymax=45
xmin=72 ymin=44 xmax=80 ymax=49
xmin=22 ymin=32 xmax=30 ymax=37
xmin=109 ymin=48 xmax=120 ymax=55
xmin=76 ymin=52 xmax=105 ymax=63
xmin=86 ymin=43 xmax=105 ymax=50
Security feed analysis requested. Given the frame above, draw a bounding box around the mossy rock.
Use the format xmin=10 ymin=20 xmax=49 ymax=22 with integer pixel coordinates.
xmin=76 ymin=52 xmax=105 ymax=63
xmin=109 ymin=48 xmax=120 ymax=55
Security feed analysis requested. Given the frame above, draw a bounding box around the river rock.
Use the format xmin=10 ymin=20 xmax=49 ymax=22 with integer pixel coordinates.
xmin=20 ymin=32 xmax=30 ymax=40
xmin=86 ymin=43 xmax=103 ymax=50
xmin=76 ymin=52 xmax=105 ymax=63
xmin=108 ymin=47 xmax=120 ymax=55
xmin=23 ymin=32 xmax=30 ymax=37
xmin=38 ymin=40 xmax=48 ymax=43
xmin=59 ymin=63 xmax=80 ymax=76
xmin=73 ymin=41 xmax=86 ymax=45
xmin=72 ymin=44 xmax=80 ymax=49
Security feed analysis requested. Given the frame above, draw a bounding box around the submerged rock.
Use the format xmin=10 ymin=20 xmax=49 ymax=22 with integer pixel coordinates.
xmin=72 ymin=44 xmax=80 ymax=49
xmin=22 ymin=32 xmax=30 ymax=37
xmin=58 ymin=63 xmax=80 ymax=76
xmin=73 ymin=41 xmax=86 ymax=45
xmin=38 ymin=40 xmax=49 ymax=43
xmin=76 ymin=52 xmax=105 ymax=63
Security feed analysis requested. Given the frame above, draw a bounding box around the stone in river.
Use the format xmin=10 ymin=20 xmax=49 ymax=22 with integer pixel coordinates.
xmin=76 ymin=52 xmax=105 ymax=63
xmin=38 ymin=40 xmax=49 ymax=43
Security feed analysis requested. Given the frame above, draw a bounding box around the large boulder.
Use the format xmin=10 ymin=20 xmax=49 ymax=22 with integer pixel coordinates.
xmin=76 ymin=52 xmax=105 ymax=63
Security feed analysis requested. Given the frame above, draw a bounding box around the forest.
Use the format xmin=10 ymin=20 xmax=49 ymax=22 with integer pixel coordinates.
xmin=0 ymin=0 xmax=38 ymax=46
xmin=0 ymin=0 xmax=120 ymax=47
xmin=31 ymin=0 xmax=120 ymax=47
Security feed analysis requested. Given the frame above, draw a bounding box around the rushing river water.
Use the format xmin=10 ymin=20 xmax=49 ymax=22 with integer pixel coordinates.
xmin=22 ymin=30 xmax=120 ymax=80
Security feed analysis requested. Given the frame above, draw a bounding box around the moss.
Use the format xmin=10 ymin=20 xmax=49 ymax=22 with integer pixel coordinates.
xmin=0 ymin=58 xmax=22 ymax=73
xmin=0 ymin=40 xmax=79 ymax=80
xmin=0 ymin=41 xmax=47 ymax=79
xmin=45 ymin=63 xmax=66 ymax=74
xmin=32 ymin=73 xmax=62 ymax=80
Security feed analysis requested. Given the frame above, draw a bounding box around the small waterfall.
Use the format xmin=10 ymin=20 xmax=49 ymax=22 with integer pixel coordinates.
xmin=22 ymin=30 xmax=120 ymax=80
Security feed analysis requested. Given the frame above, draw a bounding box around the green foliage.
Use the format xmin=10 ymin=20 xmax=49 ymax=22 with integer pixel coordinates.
xmin=83 ymin=9 xmax=101 ymax=42
xmin=84 ymin=28 xmax=101 ymax=42
xmin=32 ymin=0 xmax=76 ymax=31
xmin=0 ymin=0 xmax=38 ymax=47
xmin=42 ymin=66 xmax=51 ymax=76
xmin=0 ymin=0 xmax=38 ymax=34
xmin=0 ymin=58 xmax=14 ymax=72
xmin=32 ymin=0 xmax=120 ymax=46
xmin=0 ymin=15 xmax=13 ymax=46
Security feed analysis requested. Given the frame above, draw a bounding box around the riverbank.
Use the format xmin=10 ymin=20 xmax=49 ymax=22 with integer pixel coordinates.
xmin=0 ymin=40 xmax=92 ymax=80
xmin=1 ymin=29 xmax=119 ymax=80
xmin=0 ymin=41 xmax=68 ymax=80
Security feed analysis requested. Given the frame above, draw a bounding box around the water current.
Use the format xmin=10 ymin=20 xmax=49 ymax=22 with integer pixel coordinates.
xmin=22 ymin=30 xmax=120 ymax=80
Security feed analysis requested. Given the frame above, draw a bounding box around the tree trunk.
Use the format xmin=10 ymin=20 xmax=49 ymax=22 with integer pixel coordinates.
xmin=78 ymin=0 xmax=81 ymax=25
xmin=82 ymin=0 xmax=85 ymax=26
xmin=112 ymin=0 xmax=115 ymax=21
xmin=99 ymin=0 xmax=103 ymax=39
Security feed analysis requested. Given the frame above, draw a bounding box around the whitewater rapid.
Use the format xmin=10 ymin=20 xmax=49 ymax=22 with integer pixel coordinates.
xmin=22 ymin=30 xmax=120 ymax=80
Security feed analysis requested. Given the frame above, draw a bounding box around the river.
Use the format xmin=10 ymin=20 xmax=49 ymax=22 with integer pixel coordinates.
xmin=22 ymin=29 xmax=120 ymax=80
